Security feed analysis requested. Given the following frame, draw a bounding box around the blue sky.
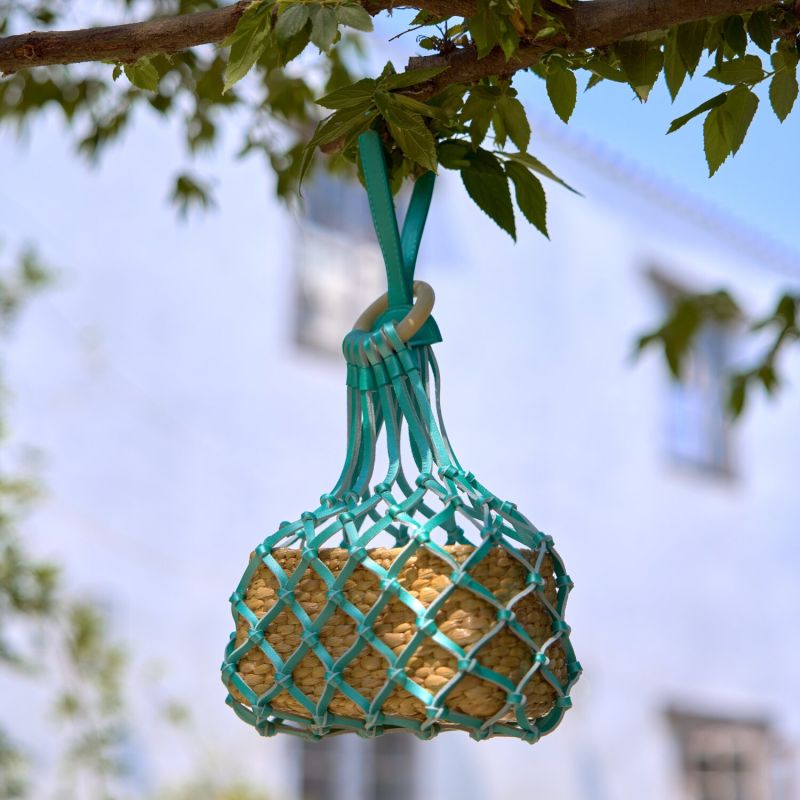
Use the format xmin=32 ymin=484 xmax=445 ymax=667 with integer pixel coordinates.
xmin=517 ymin=58 xmax=799 ymax=258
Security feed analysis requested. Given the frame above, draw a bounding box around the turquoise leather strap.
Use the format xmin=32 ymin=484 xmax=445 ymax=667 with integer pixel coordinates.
xmin=358 ymin=130 xmax=436 ymax=310
xmin=359 ymin=130 xmax=409 ymax=308
xmin=358 ymin=130 xmax=441 ymax=345
xmin=401 ymin=171 xmax=435 ymax=290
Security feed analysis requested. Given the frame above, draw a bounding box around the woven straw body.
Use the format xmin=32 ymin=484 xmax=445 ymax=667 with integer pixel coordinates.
xmin=232 ymin=544 xmax=567 ymax=722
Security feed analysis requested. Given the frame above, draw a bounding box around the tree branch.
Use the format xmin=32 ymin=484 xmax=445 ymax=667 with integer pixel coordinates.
xmin=0 ymin=0 xmax=781 ymax=78
xmin=568 ymin=0 xmax=776 ymax=48
xmin=413 ymin=0 xmax=776 ymax=95
xmin=0 ymin=3 xmax=249 ymax=73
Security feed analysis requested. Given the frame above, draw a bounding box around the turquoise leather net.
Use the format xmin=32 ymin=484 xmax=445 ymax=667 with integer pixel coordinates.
xmin=220 ymin=131 xmax=581 ymax=742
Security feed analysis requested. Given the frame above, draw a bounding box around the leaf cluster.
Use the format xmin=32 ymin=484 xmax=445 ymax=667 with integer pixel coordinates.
xmin=2 ymin=0 xmax=363 ymax=215
xmin=637 ymin=289 xmax=800 ymax=418
xmin=302 ymin=65 xmax=579 ymax=237
xmin=465 ymin=0 xmax=570 ymax=61
xmin=662 ymin=15 xmax=799 ymax=176
xmin=222 ymin=0 xmax=373 ymax=92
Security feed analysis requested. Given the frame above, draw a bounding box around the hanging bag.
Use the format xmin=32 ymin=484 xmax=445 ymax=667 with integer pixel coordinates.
xmin=221 ymin=131 xmax=581 ymax=742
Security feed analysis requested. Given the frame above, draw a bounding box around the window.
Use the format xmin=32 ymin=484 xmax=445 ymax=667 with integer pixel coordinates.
xmin=294 ymin=172 xmax=385 ymax=355
xmin=299 ymin=735 xmax=416 ymax=800
xmin=300 ymin=736 xmax=344 ymax=800
xmin=369 ymin=734 xmax=415 ymax=800
xmin=667 ymin=708 xmax=779 ymax=800
xmin=664 ymin=320 xmax=732 ymax=474
xmin=649 ymin=271 xmax=734 ymax=476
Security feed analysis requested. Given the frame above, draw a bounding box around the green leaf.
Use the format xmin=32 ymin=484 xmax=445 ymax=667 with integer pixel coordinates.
xmin=170 ymin=172 xmax=215 ymax=217
xmin=438 ymin=139 xmax=473 ymax=169
xmin=585 ymin=73 xmax=604 ymax=91
xmin=389 ymin=92 xmax=449 ymax=122
xmin=461 ymin=150 xmax=516 ymax=239
xmin=747 ymin=10 xmax=773 ymax=55
xmin=316 ymin=78 xmax=377 ymax=109
xmin=705 ymin=54 xmax=764 ymax=85
xmin=504 ymin=160 xmax=547 ymax=237
xmin=470 ymin=0 xmax=503 ymax=58
xmin=335 ymin=3 xmax=373 ymax=31
xmin=545 ymin=65 xmax=577 ymax=123
xmin=315 ymin=108 xmax=377 ymax=146
xmin=310 ymin=5 xmax=337 ymax=51
xmin=704 ymin=106 xmax=731 ymax=176
xmin=663 ymin=29 xmax=687 ymax=101
xmin=719 ymin=85 xmax=758 ymax=154
xmin=585 ymin=58 xmax=627 ymax=83
xmin=677 ymin=19 xmax=708 ymax=75
xmin=299 ymin=106 xmax=378 ymax=185
xmin=426 ymin=84 xmax=466 ymax=117
xmin=276 ymin=25 xmax=310 ymax=63
xmin=492 ymin=108 xmax=507 ymax=148
xmin=380 ymin=65 xmax=447 ymax=90
xmin=728 ymin=374 xmax=748 ymax=418
xmin=469 ymin=114 xmax=492 ymax=148
xmin=616 ymin=40 xmax=664 ymax=101
xmin=462 ymin=85 xmax=498 ymax=147
xmin=769 ymin=52 xmax=799 ymax=122
xmin=667 ymin=92 xmax=728 ymax=133
xmin=757 ymin=363 xmax=779 ymax=394
xmin=517 ymin=0 xmax=534 ymax=25
xmin=275 ymin=4 xmax=310 ymax=42
xmin=503 ymin=152 xmax=580 ymax=194
xmin=778 ymin=39 xmax=800 ymax=70
xmin=775 ymin=293 xmax=798 ymax=327
xmin=498 ymin=22 xmax=520 ymax=61
xmin=461 ymin=85 xmax=500 ymax=119
xmin=123 ymin=57 xmax=159 ymax=92
xmin=723 ymin=15 xmax=747 ymax=57
xmin=376 ymin=93 xmax=438 ymax=171
xmin=223 ymin=0 xmax=272 ymax=92
xmin=496 ymin=95 xmax=531 ymax=150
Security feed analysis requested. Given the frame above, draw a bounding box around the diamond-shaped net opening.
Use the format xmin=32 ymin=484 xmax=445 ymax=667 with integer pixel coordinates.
xmin=222 ymin=324 xmax=581 ymax=742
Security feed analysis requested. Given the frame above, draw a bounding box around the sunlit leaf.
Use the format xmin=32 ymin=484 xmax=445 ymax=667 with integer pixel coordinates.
xmin=505 ymin=160 xmax=547 ymax=237
xmin=496 ymin=95 xmax=531 ymax=149
xmin=223 ymin=0 xmax=272 ymax=92
xmin=703 ymin=106 xmax=731 ymax=176
xmin=545 ymin=65 xmax=577 ymax=123
xmin=123 ymin=57 xmax=159 ymax=92
xmin=668 ymin=92 xmax=727 ymax=133
xmin=747 ymin=10 xmax=773 ymax=55
xmin=705 ymin=55 xmax=765 ymax=86
xmin=461 ymin=150 xmax=515 ymax=239
xmin=335 ymin=4 xmax=373 ymax=32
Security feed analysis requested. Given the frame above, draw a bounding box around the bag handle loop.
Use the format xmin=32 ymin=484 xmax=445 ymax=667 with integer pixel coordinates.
xmin=358 ymin=130 xmax=436 ymax=311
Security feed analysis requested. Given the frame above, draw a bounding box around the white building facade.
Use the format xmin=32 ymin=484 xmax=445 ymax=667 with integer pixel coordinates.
xmin=3 ymin=112 xmax=800 ymax=800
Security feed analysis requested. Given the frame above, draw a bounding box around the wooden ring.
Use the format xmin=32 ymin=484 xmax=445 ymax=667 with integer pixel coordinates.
xmin=352 ymin=281 xmax=435 ymax=343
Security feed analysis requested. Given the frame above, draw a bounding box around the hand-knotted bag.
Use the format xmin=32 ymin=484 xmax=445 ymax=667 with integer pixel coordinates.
xmin=221 ymin=130 xmax=581 ymax=742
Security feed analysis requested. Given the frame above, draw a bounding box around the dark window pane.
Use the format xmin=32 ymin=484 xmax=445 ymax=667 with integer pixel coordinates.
xmin=368 ymin=735 xmax=415 ymax=800
xmin=300 ymin=738 xmax=342 ymax=800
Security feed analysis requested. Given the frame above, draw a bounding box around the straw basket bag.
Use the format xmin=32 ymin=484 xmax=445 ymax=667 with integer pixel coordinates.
xmin=220 ymin=132 xmax=581 ymax=743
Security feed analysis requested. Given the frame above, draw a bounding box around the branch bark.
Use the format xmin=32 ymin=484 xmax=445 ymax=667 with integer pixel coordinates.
xmin=414 ymin=0 xmax=776 ymax=96
xmin=0 ymin=0 xmax=781 ymax=78
xmin=0 ymin=3 xmax=250 ymax=73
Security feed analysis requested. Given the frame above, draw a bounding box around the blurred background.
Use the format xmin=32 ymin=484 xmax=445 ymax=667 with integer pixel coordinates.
xmin=2 ymin=9 xmax=800 ymax=799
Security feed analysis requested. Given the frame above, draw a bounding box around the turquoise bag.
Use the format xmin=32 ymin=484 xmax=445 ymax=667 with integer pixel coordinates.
xmin=221 ymin=130 xmax=580 ymax=742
